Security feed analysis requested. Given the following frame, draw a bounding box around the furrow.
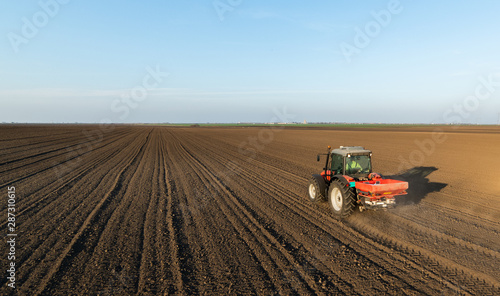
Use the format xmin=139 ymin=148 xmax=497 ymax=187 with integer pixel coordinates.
xmin=32 ymin=129 xmax=152 ymax=295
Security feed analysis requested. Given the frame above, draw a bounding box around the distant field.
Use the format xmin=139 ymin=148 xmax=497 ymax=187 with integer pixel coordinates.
xmin=0 ymin=125 xmax=499 ymax=295
xmin=144 ymin=122 xmax=500 ymax=129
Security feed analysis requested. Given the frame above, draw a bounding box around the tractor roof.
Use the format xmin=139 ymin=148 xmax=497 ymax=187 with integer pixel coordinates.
xmin=331 ymin=146 xmax=372 ymax=156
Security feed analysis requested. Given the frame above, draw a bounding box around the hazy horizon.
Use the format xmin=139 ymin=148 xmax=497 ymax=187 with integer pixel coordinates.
xmin=1 ymin=1 xmax=500 ymax=124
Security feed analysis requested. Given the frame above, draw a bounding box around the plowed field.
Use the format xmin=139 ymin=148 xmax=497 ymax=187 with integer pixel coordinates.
xmin=1 ymin=125 xmax=499 ymax=295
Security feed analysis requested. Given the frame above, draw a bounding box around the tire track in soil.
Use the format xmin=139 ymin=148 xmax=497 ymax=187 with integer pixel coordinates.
xmin=247 ymin=159 xmax=496 ymax=293
xmin=77 ymin=128 xmax=161 ymax=295
xmin=173 ymin=128 xmax=496 ymax=294
xmin=0 ymin=128 xmax=74 ymax=143
xmin=198 ymin=128 xmax=500 ymax=271
xmin=177 ymin=126 xmax=497 ymax=294
xmin=0 ymin=128 xmax=131 ymax=178
xmin=0 ymin=128 xmax=142 ymax=228
xmin=346 ymin=213 xmax=500 ymax=292
xmin=423 ymin=192 xmax=500 ymax=224
xmin=141 ymin=130 xmax=185 ymax=295
xmin=170 ymin=131 xmax=411 ymax=295
xmin=359 ymin=210 xmax=500 ymax=267
xmin=394 ymin=203 xmax=500 ymax=251
xmin=136 ymin=131 xmax=164 ymax=294
xmin=1 ymin=126 xmax=498 ymax=295
xmin=0 ymin=128 xmax=131 ymax=189
xmin=76 ymin=129 xmax=157 ymax=294
xmin=0 ymin=127 xmax=123 ymax=163
xmin=0 ymin=129 xmax=135 ymax=230
xmin=65 ymin=128 xmax=154 ymax=295
xmin=33 ymin=129 xmax=153 ymax=295
xmin=163 ymin=132 xmax=263 ymax=295
xmin=171 ymin=141 xmax=319 ymax=294
xmin=177 ymin=132 xmax=432 ymax=295
xmin=0 ymin=128 xmax=146 ymax=293
xmin=0 ymin=140 xmax=127 ymax=289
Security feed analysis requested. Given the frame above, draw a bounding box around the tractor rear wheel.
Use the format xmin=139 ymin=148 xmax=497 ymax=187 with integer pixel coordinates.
xmin=308 ymin=175 xmax=326 ymax=203
xmin=328 ymin=180 xmax=356 ymax=219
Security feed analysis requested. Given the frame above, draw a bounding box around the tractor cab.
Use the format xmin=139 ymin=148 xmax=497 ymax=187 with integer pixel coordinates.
xmin=330 ymin=146 xmax=372 ymax=178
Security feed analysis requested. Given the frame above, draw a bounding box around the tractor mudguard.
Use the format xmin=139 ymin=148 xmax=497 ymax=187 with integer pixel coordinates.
xmin=332 ymin=175 xmax=356 ymax=188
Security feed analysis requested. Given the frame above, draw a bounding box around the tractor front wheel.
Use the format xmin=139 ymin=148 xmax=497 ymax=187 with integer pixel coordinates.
xmin=328 ymin=180 xmax=356 ymax=219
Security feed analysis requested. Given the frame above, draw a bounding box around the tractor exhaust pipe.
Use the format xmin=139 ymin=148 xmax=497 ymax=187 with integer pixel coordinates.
xmin=324 ymin=146 xmax=331 ymax=172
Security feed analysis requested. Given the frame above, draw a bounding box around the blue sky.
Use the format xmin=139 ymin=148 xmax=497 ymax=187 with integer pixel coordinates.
xmin=1 ymin=0 xmax=500 ymax=123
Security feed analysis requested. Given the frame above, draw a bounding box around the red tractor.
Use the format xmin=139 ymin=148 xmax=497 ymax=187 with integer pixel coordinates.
xmin=308 ymin=146 xmax=408 ymax=219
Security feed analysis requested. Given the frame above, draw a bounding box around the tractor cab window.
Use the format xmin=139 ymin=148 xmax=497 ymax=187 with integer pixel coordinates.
xmin=330 ymin=154 xmax=344 ymax=174
xmin=345 ymin=155 xmax=371 ymax=174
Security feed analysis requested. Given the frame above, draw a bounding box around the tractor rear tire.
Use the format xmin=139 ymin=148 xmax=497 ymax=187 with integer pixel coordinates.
xmin=328 ymin=180 xmax=356 ymax=219
xmin=308 ymin=175 xmax=326 ymax=203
